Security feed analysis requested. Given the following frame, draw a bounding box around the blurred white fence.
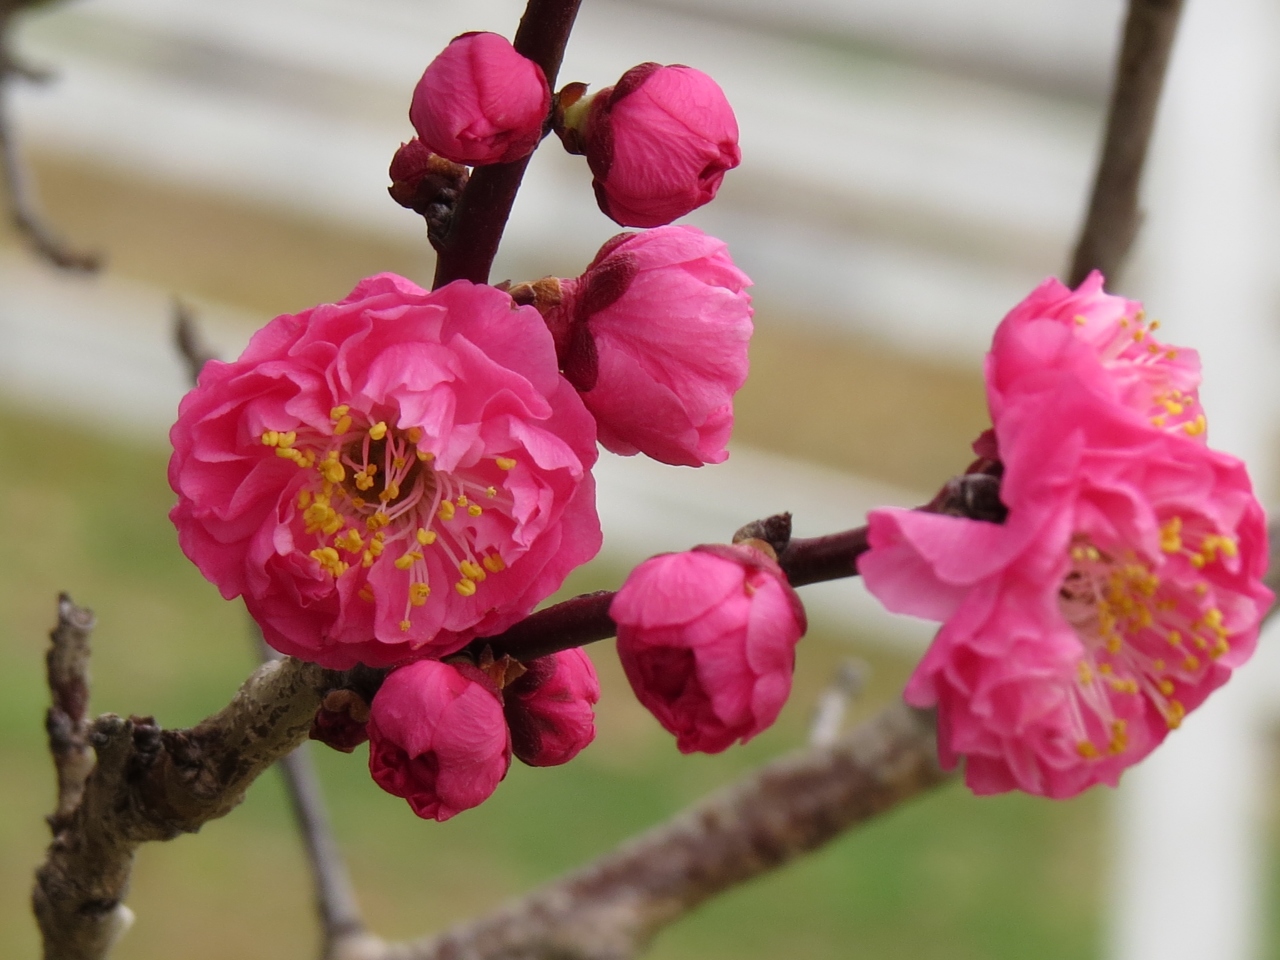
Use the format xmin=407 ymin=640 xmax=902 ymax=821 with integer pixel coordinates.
xmin=13 ymin=0 xmax=1115 ymax=360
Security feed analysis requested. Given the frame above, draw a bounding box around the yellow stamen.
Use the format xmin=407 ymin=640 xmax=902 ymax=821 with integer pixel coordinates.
xmin=483 ymin=554 xmax=506 ymax=574
xmin=409 ymin=582 xmax=431 ymax=606
xmin=455 ymin=578 xmax=477 ymax=597
xmin=438 ymin=501 xmax=456 ymax=521
xmin=394 ymin=551 xmax=424 ymax=571
xmin=416 ymin=528 xmax=437 ymax=546
xmin=368 ymin=421 xmax=388 ymax=440
xmin=496 ymin=457 xmax=517 ymax=471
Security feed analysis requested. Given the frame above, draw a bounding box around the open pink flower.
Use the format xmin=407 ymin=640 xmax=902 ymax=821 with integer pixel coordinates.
xmin=503 ymin=648 xmax=600 ymax=766
xmin=612 ymin=543 xmax=806 ymax=753
xmin=987 ymin=270 xmax=1205 ymax=439
xmin=367 ymin=658 xmax=511 ymax=821
xmin=540 ymin=226 xmax=753 ymax=466
xmin=862 ymin=278 xmax=1271 ymax=798
xmin=170 ymin=274 xmax=601 ymax=669
xmin=410 ymin=32 xmax=550 ymax=166
xmin=562 ymin=63 xmax=740 ymax=227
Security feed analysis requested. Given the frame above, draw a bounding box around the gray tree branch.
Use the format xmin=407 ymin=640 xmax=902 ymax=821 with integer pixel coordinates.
xmin=0 ymin=6 xmax=100 ymax=271
xmin=379 ymin=701 xmax=946 ymax=960
xmin=33 ymin=642 xmax=356 ymax=960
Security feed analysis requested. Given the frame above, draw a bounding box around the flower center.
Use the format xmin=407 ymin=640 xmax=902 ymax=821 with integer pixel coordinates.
xmin=1084 ymin=309 xmax=1206 ymax=438
xmin=261 ymin=405 xmax=520 ymax=632
xmin=1059 ymin=518 xmax=1236 ymax=760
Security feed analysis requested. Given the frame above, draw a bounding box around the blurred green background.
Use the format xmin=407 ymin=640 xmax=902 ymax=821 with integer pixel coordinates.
xmin=0 ymin=153 xmax=1113 ymax=959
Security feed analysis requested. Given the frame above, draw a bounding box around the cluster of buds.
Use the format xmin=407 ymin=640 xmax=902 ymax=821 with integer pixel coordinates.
xmin=392 ymin=32 xmax=741 ymax=237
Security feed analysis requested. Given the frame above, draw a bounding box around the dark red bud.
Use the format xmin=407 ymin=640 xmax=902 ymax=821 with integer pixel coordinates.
xmin=309 ymin=689 xmax=372 ymax=753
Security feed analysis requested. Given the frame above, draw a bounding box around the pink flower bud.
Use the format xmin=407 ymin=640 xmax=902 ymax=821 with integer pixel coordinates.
xmin=565 ymin=63 xmax=740 ymax=227
xmin=611 ymin=544 xmax=806 ymax=753
xmin=368 ymin=659 xmax=511 ymax=821
xmin=541 ymin=226 xmax=752 ymax=466
xmin=503 ymin=649 xmax=600 ymax=766
xmin=410 ymin=32 xmax=550 ymax=166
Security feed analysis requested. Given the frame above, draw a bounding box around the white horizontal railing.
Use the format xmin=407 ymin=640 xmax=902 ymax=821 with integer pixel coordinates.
xmin=14 ymin=0 xmax=1108 ymax=360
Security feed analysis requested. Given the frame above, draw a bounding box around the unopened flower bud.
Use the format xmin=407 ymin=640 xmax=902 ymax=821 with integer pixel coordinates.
xmin=611 ymin=543 xmax=806 ymax=753
xmin=558 ymin=63 xmax=740 ymax=227
xmin=388 ymin=138 xmax=469 ymax=215
xmin=410 ymin=32 xmax=550 ymax=166
xmin=537 ymin=226 xmax=752 ymax=466
xmin=367 ymin=659 xmax=511 ymax=821
xmin=310 ymin=688 xmax=372 ymax=753
xmin=503 ymin=648 xmax=600 ymax=766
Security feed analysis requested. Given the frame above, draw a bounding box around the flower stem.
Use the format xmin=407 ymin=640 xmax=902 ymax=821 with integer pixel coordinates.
xmin=430 ymin=0 xmax=584 ymax=288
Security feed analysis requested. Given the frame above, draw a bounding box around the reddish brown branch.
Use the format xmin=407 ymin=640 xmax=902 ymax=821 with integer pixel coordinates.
xmin=1068 ymin=0 xmax=1184 ymax=286
xmin=379 ymin=701 xmax=947 ymax=960
xmin=476 ymin=525 xmax=873 ymax=663
xmin=430 ymin=0 xmax=583 ymax=288
xmin=479 ymin=472 xmax=1006 ymax=663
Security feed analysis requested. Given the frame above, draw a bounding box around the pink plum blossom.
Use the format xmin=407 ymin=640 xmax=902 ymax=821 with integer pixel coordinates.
xmin=861 ymin=277 xmax=1271 ymax=799
xmin=410 ymin=32 xmax=550 ymax=166
xmin=169 ymin=274 xmax=601 ymax=670
xmin=563 ymin=63 xmax=740 ymax=227
xmin=503 ymin=648 xmax=600 ymax=766
xmin=540 ymin=226 xmax=753 ymax=466
xmin=367 ymin=659 xmax=511 ymax=821
xmin=611 ymin=543 xmax=807 ymax=753
xmin=986 ymin=270 xmax=1206 ymax=439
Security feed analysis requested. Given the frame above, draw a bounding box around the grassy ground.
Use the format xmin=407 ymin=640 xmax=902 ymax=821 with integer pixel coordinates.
xmin=0 ymin=403 xmax=1110 ymax=959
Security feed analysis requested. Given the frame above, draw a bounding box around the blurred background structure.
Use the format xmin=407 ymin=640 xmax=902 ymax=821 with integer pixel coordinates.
xmin=2 ymin=0 xmax=1279 ymax=957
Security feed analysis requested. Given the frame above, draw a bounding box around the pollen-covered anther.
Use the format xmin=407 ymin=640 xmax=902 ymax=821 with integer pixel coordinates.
xmin=319 ymin=451 xmax=346 ymax=484
xmin=310 ymin=546 xmax=348 ymax=577
xmin=496 ymin=457 xmax=516 ymax=470
xmin=394 ymin=550 xmax=424 ymax=571
xmin=483 ymin=554 xmax=506 ymax=573
xmin=459 ymin=560 xmax=487 ymax=582
xmin=455 ymin=578 xmax=478 ymax=597
xmin=369 ymin=421 xmax=389 ymax=440
xmin=335 ymin=529 xmax=364 ymax=553
xmin=409 ymin=582 xmax=431 ymax=606
xmin=1108 ymin=720 xmax=1128 ymax=755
